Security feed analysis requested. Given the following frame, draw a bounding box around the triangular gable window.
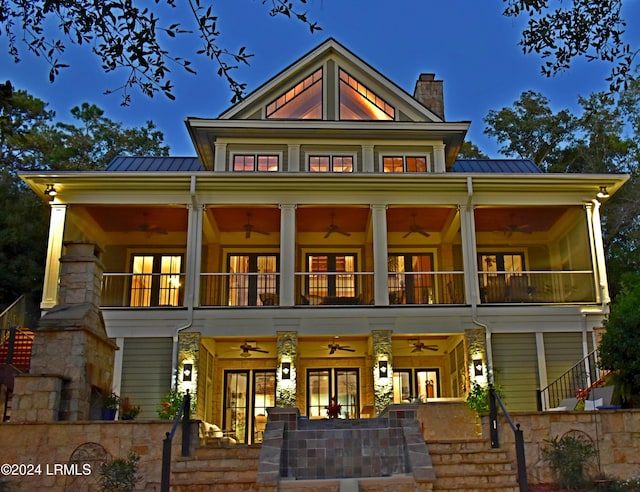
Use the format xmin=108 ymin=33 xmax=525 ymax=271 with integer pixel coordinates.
xmin=266 ymin=68 xmax=323 ymax=119
xmin=339 ymin=69 xmax=394 ymax=120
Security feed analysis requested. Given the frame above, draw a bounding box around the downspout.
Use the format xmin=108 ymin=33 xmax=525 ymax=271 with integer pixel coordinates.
xmin=465 ymin=176 xmax=495 ymax=385
xmin=171 ymin=175 xmax=199 ymax=388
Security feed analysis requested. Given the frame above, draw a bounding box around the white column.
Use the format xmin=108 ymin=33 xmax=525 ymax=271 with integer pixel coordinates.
xmin=288 ymin=144 xmax=301 ymax=172
xmin=41 ymin=204 xmax=67 ymax=309
xmin=279 ymin=204 xmax=297 ymax=306
xmin=371 ymin=204 xmax=389 ymax=305
xmin=214 ymin=142 xmax=227 ymax=172
xmin=590 ymin=200 xmax=610 ymax=304
xmin=459 ymin=204 xmax=478 ymax=305
xmin=362 ymin=144 xmax=375 ymax=172
xmin=433 ymin=143 xmax=446 ymax=173
xmin=185 ymin=204 xmax=203 ymax=308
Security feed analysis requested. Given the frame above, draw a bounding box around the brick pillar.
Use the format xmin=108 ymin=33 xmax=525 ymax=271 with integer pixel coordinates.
xmin=12 ymin=241 xmax=117 ymax=422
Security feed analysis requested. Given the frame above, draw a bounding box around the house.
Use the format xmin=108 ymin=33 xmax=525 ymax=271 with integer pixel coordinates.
xmin=20 ymin=39 xmax=627 ymax=443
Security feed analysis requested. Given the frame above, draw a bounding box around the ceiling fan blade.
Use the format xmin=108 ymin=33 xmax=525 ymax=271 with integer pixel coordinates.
xmin=417 ymin=229 xmax=430 ymax=238
xmin=252 ymin=348 xmax=269 ymax=354
xmin=337 ymin=229 xmax=351 ymax=237
xmin=402 ymin=231 xmax=412 ymax=238
xmin=338 ymin=346 xmax=355 ymax=352
xmin=425 ymin=345 xmax=438 ymax=351
xmin=328 ymin=345 xmax=337 ymax=354
xmin=411 ymin=346 xmax=422 ymax=352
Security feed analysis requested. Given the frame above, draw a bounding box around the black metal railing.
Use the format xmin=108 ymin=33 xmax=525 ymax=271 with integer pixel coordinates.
xmin=489 ymin=385 xmax=528 ymax=492
xmin=160 ymin=390 xmax=192 ymax=492
xmin=537 ymin=350 xmax=600 ymax=411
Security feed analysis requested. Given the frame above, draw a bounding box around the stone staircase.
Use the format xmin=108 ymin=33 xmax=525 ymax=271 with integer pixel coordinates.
xmin=171 ymin=445 xmax=261 ymax=491
xmin=429 ymin=439 xmax=520 ymax=492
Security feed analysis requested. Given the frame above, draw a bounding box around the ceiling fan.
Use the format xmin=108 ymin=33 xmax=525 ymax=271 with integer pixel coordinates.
xmin=410 ymin=339 xmax=438 ymax=353
xmin=135 ymin=213 xmax=168 ymax=236
xmin=403 ymin=214 xmax=430 ymax=238
xmin=324 ymin=212 xmax=351 ymax=238
xmin=501 ymin=223 xmax=532 ymax=238
xmin=238 ymin=341 xmax=269 ymax=358
xmin=243 ymin=213 xmax=270 ymax=238
xmin=328 ymin=337 xmax=355 ymax=354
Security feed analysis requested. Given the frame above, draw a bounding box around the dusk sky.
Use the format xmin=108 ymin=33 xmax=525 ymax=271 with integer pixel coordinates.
xmin=3 ymin=1 xmax=640 ymax=157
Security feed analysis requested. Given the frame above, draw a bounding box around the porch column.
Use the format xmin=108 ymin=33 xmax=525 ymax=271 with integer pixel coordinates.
xmin=41 ymin=204 xmax=67 ymax=310
xmin=276 ymin=331 xmax=298 ymax=407
xmin=459 ymin=202 xmax=479 ymax=305
xmin=371 ymin=204 xmax=389 ymax=305
xmin=433 ymin=143 xmax=446 ymax=173
xmin=465 ymin=328 xmax=487 ymax=387
xmin=587 ymin=201 xmax=610 ymax=304
xmin=185 ymin=203 xmax=203 ymax=308
xmin=177 ymin=332 xmax=200 ymax=398
xmin=372 ymin=330 xmax=393 ymax=415
xmin=279 ymin=204 xmax=297 ymax=306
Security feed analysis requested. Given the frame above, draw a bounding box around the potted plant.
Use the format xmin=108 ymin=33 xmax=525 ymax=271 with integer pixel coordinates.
xmin=119 ymin=397 xmax=141 ymax=420
xmin=157 ymin=389 xmax=195 ymax=420
xmin=101 ymin=391 xmax=120 ymax=420
xmin=325 ymin=395 xmax=341 ymax=419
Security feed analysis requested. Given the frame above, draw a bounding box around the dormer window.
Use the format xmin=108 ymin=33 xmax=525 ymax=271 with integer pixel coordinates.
xmin=339 ymin=69 xmax=394 ymax=121
xmin=309 ymin=155 xmax=354 ymax=173
xmin=233 ymin=154 xmax=280 ymax=172
xmin=266 ymin=68 xmax=323 ymax=119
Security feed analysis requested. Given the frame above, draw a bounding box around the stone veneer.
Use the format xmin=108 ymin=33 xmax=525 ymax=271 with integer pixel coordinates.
xmin=257 ymin=405 xmax=435 ymax=490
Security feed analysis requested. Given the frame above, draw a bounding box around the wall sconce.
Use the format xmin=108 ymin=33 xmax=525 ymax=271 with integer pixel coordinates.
xmin=182 ymin=363 xmax=193 ymax=382
xmin=473 ymin=358 xmax=484 ymax=377
xmin=596 ymin=186 xmax=610 ymax=200
xmin=281 ymin=361 xmax=291 ymax=380
xmin=378 ymin=360 xmax=388 ymax=379
xmin=44 ymin=184 xmax=57 ymax=201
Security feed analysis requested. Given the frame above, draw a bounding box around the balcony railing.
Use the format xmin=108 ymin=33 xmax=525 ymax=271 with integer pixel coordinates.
xmin=102 ymin=273 xmax=185 ymax=307
xmin=200 ymin=272 xmax=280 ymax=307
xmin=478 ymin=270 xmax=596 ymax=304
xmin=387 ymin=271 xmax=465 ymax=305
xmin=295 ymin=272 xmax=374 ymax=305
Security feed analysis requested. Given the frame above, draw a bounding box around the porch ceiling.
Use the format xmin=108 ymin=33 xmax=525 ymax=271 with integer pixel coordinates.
xmin=83 ymin=205 xmax=188 ymax=233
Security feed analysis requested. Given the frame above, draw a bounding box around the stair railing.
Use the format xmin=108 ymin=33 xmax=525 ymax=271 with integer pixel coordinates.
xmin=1 ymin=295 xmax=25 ymax=332
xmin=160 ymin=390 xmax=191 ymax=492
xmin=537 ymin=350 xmax=600 ymax=411
xmin=489 ymin=385 xmax=528 ymax=492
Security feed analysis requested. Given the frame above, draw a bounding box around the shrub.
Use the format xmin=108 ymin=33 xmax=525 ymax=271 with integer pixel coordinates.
xmin=99 ymin=452 xmax=141 ymax=492
xmin=542 ymin=434 xmax=597 ymax=489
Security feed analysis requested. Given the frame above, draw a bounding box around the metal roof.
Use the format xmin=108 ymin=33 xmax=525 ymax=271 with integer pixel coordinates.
xmin=105 ymin=156 xmax=541 ymax=174
xmin=452 ymin=159 xmax=542 ymax=173
xmin=105 ymin=156 xmax=203 ymax=172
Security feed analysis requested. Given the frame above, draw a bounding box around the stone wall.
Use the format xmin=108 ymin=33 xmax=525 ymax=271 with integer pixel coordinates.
xmin=481 ymin=410 xmax=640 ymax=483
xmin=0 ymin=421 xmax=196 ymax=491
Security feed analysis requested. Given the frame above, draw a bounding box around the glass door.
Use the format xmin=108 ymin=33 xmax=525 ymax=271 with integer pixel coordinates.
xmin=252 ymin=371 xmax=276 ymax=443
xmin=227 ymin=254 xmax=278 ymax=306
xmin=306 ymin=368 xmax=359 ymax=418
xmin=130 ymin=254 xmax=182 ymax=306
xmin=223 ymin=371 xmax=249 ymax=443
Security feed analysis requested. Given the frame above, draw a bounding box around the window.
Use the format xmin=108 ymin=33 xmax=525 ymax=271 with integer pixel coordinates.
xmin=392 ymin=368 xmax=441 ymax=403
xmin=306 ymin=254 xmax=356 ymax=299
xmin=130 ymin=254 xmax=183 ymax=307
xmin=388 ymin=254 xmax=434 ymax=304
xmin=266 ymin=68 xmax=323 ymax=119
xmin=309 ymin=155 xmax=354 ymax=173
xmin=382 ymin=156 xmax=429 ymax=173
xmin=228 ymin=254 xmax=278 ymax=306
xmin=339 ymin=69 xmax=394 ymax=120
xmin=232 ymin=154 xmax=279 ymax=172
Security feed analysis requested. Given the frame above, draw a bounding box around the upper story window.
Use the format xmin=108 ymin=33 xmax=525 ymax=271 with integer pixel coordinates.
xmin=309 ymin=155 xmax=354 ymax=173
xmin=266 ymin=68 xmax=323 ymax=119
xmin=233 ymin=154 xmax=280 ymax=172
xmin=383 ymin=155 xmax=429 ymax=173
xmin=339 ymin=69 xmax=394 ymax=121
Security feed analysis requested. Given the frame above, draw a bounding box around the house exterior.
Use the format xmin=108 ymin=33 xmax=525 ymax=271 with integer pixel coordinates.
xmin=21 ymin=39 xmax=627 ymax=444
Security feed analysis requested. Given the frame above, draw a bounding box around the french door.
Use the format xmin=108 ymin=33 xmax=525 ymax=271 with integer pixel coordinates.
xmin=392 ymin=368 xmax=441 ymax=403
xmin=388 ymin=253 xmax=434 ymax=304
xmin=227 ymin=254 xmax=278 ymax=306
xmin=130 ymin=254 xmax=183 ymax=306
xmin=306 ymin=254 xmax=357 ymax=298
xmin=307 ymin=368 xmax=359 ymax=419
xmin=223 ymin=370 xmax=276 ymax=444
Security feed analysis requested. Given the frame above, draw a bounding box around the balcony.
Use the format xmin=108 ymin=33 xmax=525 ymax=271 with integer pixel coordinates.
xmin=102 ymin=273 xmax=185 ymax=307
xmin=478 ymin=271 xmax=596 ymax=304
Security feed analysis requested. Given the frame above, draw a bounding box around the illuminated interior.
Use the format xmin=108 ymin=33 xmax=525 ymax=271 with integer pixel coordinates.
xmin=266 ymin=68 xmax=323 ymax=119
xmin=339 ymin=69 xmax=395 ymax=120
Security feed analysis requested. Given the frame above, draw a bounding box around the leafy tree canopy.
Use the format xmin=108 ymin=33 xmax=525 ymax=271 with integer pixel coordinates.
xmin=0 ymin=0 xmax=320 ymax=105
xmin=503 ymin=0 xmax=638 ymax=92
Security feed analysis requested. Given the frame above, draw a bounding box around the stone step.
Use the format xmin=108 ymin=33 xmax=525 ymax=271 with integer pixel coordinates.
xmin=427 ymin=438 xmax=491 ymax=453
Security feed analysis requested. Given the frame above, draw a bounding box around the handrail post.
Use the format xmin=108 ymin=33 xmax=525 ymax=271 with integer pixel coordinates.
xmin=160 ymin=432 xmax=171 ymax=492
xmin=182 ymin=390 xmax=191 ymax=457
xmin=489 ymin=384 xmax=499 ymax=448
xmin=6 ymin=326 xmax=16 ymax=364
xmin=515 ymin=424 xmax=528 ymax=492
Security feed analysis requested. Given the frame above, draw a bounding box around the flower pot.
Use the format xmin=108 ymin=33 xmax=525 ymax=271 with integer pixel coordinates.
xmin=101 ymin=408 xmax=117 ymax=420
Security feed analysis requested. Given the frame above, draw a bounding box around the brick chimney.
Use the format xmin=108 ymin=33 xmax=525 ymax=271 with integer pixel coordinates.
xmin=413 ymin=73 xmax=445 ymax=120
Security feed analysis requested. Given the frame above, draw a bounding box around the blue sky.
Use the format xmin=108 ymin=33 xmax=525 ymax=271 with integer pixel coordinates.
xmin=2 ymin=1 xmax=640 ymax=157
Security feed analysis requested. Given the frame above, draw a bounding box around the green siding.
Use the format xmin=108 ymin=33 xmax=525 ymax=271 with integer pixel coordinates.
xmin=492 ymin=333 xmax=539 ymax=411
xmin=544 ymin=332 xmax=584 ymax=384
xmin=120 ymin=337 xmax=173 ymax=419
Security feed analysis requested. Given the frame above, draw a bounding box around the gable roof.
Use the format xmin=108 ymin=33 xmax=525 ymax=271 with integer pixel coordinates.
xmin=217 ymin=38 xmax=444 ymax=123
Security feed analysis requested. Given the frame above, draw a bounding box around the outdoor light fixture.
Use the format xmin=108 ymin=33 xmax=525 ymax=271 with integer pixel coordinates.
xmin=44 ymin=184 xmax=57 ymax=201
xmin=281 ymin=362 xmax=291 ymax=380
xmin=596 ymin=186 xmax=610 ymax=200
xmin=473 ymin=358 xmax=484 ymax=377
xmin=182 ymin=363 xmax=193 ymax=382
xmin=378 ymin=360 xmax=388 ymax=379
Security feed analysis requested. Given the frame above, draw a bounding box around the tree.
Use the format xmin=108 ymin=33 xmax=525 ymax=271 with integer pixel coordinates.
xmin=483 ymin=90 xmax=575 ymax=170
xmin=598 ymin=272 xmax=640 ymax=405
xmin=1 ymin=0 xmax=320 ymax=105
xmin=0 ymin=86 xmax=169 ymax=312
xmin=458 ymin=141 xmax=489 ymax=159
xmin=503 ymin=0 xmax=638 ymax=92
